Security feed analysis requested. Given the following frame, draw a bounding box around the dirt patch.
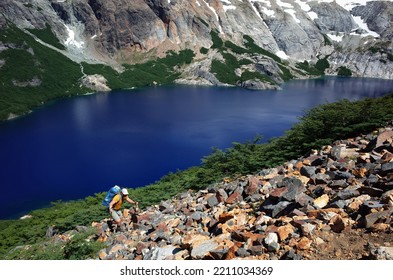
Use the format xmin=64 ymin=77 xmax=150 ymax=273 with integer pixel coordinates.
xmin=304 ymin=228 xmax=393 ymax=260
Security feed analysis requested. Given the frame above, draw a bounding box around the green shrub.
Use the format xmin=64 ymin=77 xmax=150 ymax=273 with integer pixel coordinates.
xmin=240 ymin=71 xmax=275 ymax=85
xmin=278 ymin=65 xmax=294 ymax=81
xmin=63 ymin=229 xmax=104 ymax=260
xmin=200 ymin=47 xmax=209 ymax=54
xmin=196 ymin=17 xmax=209 ymax=28
xmin=4 ymin=242 xmax=64 ymax=260
xmin=322 ymin=34 xmax=332 ymax=46
xmin=315 ymin=57 xmax=330 ymax=73
xmin=210 ymin=30 xmax=224 ymax=50
xmin=337 ymin=66 xmax=352 ymax=77
xmin=211 ymin=59 xmax=238 ymax=84
xmin=243 ymin=35 xmax=282 ymax=64
xmin=369 ymin=46 xmax=380 ymax=54
xmin=296 ymin=60 xmax=323 ymax=76
xmin=224 ymin=40 xmax=249 ymax=54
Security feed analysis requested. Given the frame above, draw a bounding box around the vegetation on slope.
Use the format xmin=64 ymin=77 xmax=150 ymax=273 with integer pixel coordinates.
xmin=209 ymin=31 xmax=297 ymax=85
xmin=0 ymin=24 xmax=195 ymax=121
xmin=0 ymin=24 xmax=84 ymax=120
xmin=0 ymin=93 xmax=392 ymax=259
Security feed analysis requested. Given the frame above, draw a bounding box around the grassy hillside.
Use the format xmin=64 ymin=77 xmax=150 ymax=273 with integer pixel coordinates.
xmin=0 ymin=93 xmax=392 ymax=259
xmin=0 ymin=24 xmax=195 ymax=120
xmin=0 ymin=24 xmax=84 ymax=120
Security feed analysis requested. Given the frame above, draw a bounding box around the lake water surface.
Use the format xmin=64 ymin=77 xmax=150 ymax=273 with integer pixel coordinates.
xmin=1 ymin=77 xmax=393 ymax=219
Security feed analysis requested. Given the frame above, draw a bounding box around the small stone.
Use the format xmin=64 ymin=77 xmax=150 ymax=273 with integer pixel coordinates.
xmin=329 ymin=215 xmax=346 ymax=233
xmin=143 ymin=245 xmax=180 ymax=260
xmin=281 ymin=250 xmax=303 ymax=260
xmin=313 ymin=194 xmax=329 ymax=209
xmin=300 ymin=166 xmax=316 ymax=178
xmin=381 ymin=162 xmax=393 ymax=174
xmin=369 ymin=245 xmax=393 ymax=260
xmin=336 ymin=189 xmax=360 ymax=200
xmin=216 ymin=189 xmax=228 ymax=203
xmin=264 ymin=232 xmax=280 ymax=252
xmin=245 ymin=176 xmax=259 ymax=195
xmin=365 ymin=209 xmax=393 ymax=228
xmin=98 ymin=249 xmax=107 ymax=260
xmin=109 ymin=244 xmax=126 ymax=255
xmin=296 ymin=237 xmax=312 ymax=250
xmin=207 ymin=195 xmax=219 ymax=208
xmin=277 ymin=224 xmax=295 ymax=241
xmin=191 ymin=239 xmax=220 ymax=259
xmin=190 ymin=211 xmax=202 ymax=221
xmin=370 ymin=223 xmax=390 ymax=232
xmin=248 ymin=245 xmax=264 ymax=256
xmin=314 ymin=237 xmax=325 ymax=245
xmin=226 ymin=192 xmax=243 ymax=204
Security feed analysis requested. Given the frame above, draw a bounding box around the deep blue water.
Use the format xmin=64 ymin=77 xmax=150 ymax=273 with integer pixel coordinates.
xmin=1 ymin=77 xmax=393 ymax=219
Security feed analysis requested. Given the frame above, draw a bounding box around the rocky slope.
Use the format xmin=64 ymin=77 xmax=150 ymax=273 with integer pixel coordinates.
xmin=1 ymin=0 xmax=393 ymax=89
xmin=46 ymin=124 xmax=392 ymax=260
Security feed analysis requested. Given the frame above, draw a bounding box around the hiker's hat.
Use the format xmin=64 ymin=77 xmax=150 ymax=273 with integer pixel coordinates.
xmin=121 ymin=188 xmax=129 ymax=195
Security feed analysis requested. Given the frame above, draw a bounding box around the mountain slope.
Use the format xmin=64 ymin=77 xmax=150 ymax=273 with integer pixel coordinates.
xmin=9 ymin=124 xmax=391 ymax=260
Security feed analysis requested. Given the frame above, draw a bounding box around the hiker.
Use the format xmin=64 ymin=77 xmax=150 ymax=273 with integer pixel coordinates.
xmin=108 ymin=188 xmax=138 ymax=231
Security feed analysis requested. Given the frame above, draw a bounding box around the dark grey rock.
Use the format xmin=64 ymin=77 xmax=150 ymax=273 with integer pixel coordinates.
xmin=207 ymin=196 xmax=219 ymax=208
xmin=300 ymin=166 xmax=316 ymax=178
xmin=336 ymin=189 xmax=361 ymax=200
xmin=280 ymin=250 xmax=303 ymax=260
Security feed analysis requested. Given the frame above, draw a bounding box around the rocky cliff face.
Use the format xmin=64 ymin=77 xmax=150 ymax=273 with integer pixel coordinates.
xmin=46 ymin=125 xmax=393 ymax=260
xmin=1 ymin=0 xmax=393 ymax=85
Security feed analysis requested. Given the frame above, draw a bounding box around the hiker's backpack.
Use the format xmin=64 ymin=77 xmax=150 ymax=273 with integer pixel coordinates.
xmin=102 ymin=185 xmax=121 ymax=207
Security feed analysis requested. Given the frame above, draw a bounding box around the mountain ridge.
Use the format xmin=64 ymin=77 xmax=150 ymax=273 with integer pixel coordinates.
xmin=1 ymin=0 xmax=393 ymax=120
xmin=2 ymin=1 xmax=393 ymax=78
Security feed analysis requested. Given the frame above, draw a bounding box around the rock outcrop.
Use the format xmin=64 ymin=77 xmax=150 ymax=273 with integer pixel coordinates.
xmin=84 ymin=125 xmax=393 ymax=260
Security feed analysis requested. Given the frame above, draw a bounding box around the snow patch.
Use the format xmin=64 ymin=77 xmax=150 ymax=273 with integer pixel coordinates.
xmin=251 ymin=0 xmax=272 ymax=6
xmin=261 ymin=7 xmax=276 ymax=17
xmin=276 ymin=0 xmax=301 ymax=23
xmin=285 ymin=9 xmax=300 ymax=23
xmin=327 ymin=33 xmax=344 ymax=42
xmin=196 ymin=0 xmax=201 ymax=7
xmin=221 ymin=0 xmax=236 ymax=12
xmin=276 ymin=50 xmax=289 ymax=60
xmin=203 ymin=0 xmax=223 ymax=33
xmin=64 ymin=24 xmax=84 ymax=49
xmin=308 ymin=11 xmax=318 ymax=20
xmin=250 ymin=0 xmax=276 ymax=19
xmin=294 ymin=0 xmax=311 ymax=12
xmin=276 ymin=0 xmax=294 ymax=9
xmin=352 ymin=16 xmax=380 ymax=37
xmin=335 ymin=0 xmax=372 ymax=11
xmin=317 ymin=0 xmax=393 ymax=12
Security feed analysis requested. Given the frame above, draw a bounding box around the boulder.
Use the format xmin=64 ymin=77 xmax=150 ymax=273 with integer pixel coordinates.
xmin=143 ymin=245 xmax=181 ymax=260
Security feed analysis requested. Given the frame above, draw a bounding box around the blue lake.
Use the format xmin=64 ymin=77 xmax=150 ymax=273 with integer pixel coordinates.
xmin=1 ymin=76 xmax=393 ymax=219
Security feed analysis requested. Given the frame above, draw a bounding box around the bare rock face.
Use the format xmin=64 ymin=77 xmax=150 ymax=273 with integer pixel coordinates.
xmin=310 ymin=1 xmax=357 ymax=33
xmin=81 ymin=74 xmax=110 ymax=92
xmin=352 ymin=1 xmax=393 ymax=39
xmin=1 ymin=0 xmax=393 ymax=82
